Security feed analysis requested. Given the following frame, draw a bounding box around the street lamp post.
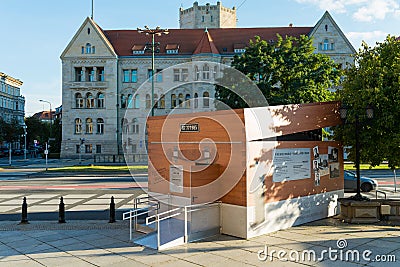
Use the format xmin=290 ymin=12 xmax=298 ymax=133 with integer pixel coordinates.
xmin=137 ymin=26 xmax=169 ymax=116
xmin=339 ymin=105 xmax=374 ymax=201
xmin=23 ymin=124 xmax=27 ymax=160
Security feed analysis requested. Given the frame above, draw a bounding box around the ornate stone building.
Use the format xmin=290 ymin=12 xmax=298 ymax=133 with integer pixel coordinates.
xmin=60 ymin=3 xmax=354 ymax=160
xmin=0 ymin=72 xmax=25 ymax=125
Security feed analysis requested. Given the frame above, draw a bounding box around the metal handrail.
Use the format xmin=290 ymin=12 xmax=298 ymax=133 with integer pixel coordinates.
xmin=145 ymin=207 xmax=183 ymax=225
xmin=185 ymin=202 xmax=221 ymax=213
xmin=376 ymin=190 xmax=387 ymax=200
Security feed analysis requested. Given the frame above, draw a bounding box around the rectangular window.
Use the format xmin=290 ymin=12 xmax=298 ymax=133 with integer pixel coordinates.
xmin=96 ymin=144 xmax=101 ymax=154
xmin=123 ymin=70 xmax=130 ymax=82
xmin=131 ymin=69 xmax=137 ymax=82
xmin=156 ymin=69 xmax=163 ymax=82
xmin=76 ymin=145 xmax=81 ymax=153
xmin=173 ymin=69 xmax=180 ymax=82
xmin=85 ymin=144 xmax=92 ymax=153
xmin=89 ymin=69 xmax=95 ymax=81
xmin=98 ymin=67 xmax=104 ymax=81
xmin=132 ymin=144 xmax=137 ymax=153
xmin=75 ymin=67 xmax=83 ymax=82
xmin=182 ymin=69 xmax=189 ymax=82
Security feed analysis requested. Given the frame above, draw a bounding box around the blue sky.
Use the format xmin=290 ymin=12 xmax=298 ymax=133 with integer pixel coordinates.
xmin=0 ymin=0 xmax=399 ymax=116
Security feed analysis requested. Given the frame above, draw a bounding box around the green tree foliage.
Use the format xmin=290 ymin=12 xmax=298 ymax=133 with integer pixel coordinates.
xmin=335 ymin=36 xmax=400 ymax=169
xmin=0 ymin=118 xmax=23 ymax=144
xmin=24 ymin=116 xmax=49 ymax=148
xmin=216 ymin=34 xmax=342 ymax=107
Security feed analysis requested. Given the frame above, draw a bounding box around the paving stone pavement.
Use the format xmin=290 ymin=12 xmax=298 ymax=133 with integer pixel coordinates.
xmin=0 ymin=218 xmax=399 ymax=267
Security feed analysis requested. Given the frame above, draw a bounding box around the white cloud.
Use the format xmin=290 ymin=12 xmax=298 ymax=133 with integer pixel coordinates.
xmin=346 ymin=31 xmax=389 ymax=48
xmin=295 ymin=0 xmax=400 ymax=22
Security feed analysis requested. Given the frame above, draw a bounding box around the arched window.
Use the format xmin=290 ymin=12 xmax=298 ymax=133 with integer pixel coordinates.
xmin=171 ymin=94 xmax=177 ymax=108
xmin=323 ymin=39 xmax=329 ymax=50
xmin=185 ymin=94 xmax=191 ymax=108
xmin=97 ymin=93 xmax=104 ymax=108
xmin=134 ymin=94 xmax=140 ymax=108
xmin=86 ymin=93 xmax=94 ymax=108
xmin=203 ymin=91 xmax=210 ymax=107
xmin=145 ymin=94 xmax=151 ymax=109
xmin=97 ymin=118 xmax=104 ymax=134
xmin=127 ymin=94 xmax=133 ymax=108
xmin=75 ymin=93 xmax=83 ymax=108
xmin=194 ymin=93 xmax=198 ymax=108
xmin=132 ymin=118 xmax=139 ymax=134
xmin=178 ymin=93 xmax=184 ymax=107
xmin=75 ymin=118 xmax=82 ymax=134
xmin=194 ymin=66 xmax=200 ymax=81
xmin=159 ymin=94 xmax=165 ymax=109
xmin=121 ymin=94 xmax=126 ymax=108
xmin=121 ymin=118 xmax=129 ymax=134
xmin=154 ymin=94 xmax=158 ymax=109
xmin=203 ymin=64 xmax=210 ymax=80
xmin=85 ymin=118 xmax=93 ymax=134
xmin=86 ymin=43 xmax=92 ymax=54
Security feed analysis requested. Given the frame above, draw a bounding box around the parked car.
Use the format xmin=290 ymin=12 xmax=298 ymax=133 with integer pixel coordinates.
xmin=344 ymin=170 xmax=378 ymax=192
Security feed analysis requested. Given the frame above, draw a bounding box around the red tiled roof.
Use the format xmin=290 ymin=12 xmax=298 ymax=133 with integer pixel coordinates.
xmin=193 ymin=30 xmax=219 ymax=54
xmin=103 ymin=27 xmax=313 ymax=56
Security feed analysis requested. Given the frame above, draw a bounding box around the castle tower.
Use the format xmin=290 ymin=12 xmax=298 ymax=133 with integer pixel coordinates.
xmin=179 ymin=1 xmax=236 ymax=29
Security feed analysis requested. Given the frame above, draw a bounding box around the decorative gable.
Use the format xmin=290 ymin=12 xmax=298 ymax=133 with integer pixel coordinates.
xmin=60 ymin=17 xmax=117 ymax=59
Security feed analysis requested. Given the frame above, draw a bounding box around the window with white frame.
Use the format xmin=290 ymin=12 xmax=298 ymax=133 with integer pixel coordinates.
xmin=97 ymin=93 xmax=104 ymax=108
xmin=75 ymin=93 xmax=83 ymax=108
xmin=203 ymin=91 xmax=210 ymax=107
xmin=75 ymin=118 xmax=82 ymax=134
xmin=86 ymin=118 xmax=93 ymax=134
xmin=145 ymin=94 xmax=151 ymax=109
xmin=86 ymin=93 xmax=94 ymax=108
xmin=203 ymin=65 xmax=210 ymax=80
xmin=97 ymin=118 xmax=104 ymax=134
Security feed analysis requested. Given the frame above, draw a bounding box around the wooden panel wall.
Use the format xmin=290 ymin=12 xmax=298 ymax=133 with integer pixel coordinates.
xmin=147 ymin=109 xmax=247 ymax=205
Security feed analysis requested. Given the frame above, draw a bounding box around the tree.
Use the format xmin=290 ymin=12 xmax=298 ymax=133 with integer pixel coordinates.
xmin=24 ymin=116 xmax=50 ymax=148
xmin=335 ymin=36 xmax=400 ymax=169
xmin=216 ymin=34 xmax=342 ymax=107
xmin=0 ymin=118 xmax=23 ymax=145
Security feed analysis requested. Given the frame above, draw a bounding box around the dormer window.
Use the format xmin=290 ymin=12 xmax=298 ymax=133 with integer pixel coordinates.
xmin=132 ymin=45 xmax=145 ymax=55
xmin=234 ymin=43 xmax=246 ymax=54
xmin=166 ymin=44 xmax=179 ymax=54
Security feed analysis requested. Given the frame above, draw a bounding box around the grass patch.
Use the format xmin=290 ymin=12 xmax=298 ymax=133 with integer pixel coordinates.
xmin=47 ymin=165 xmax=148 ymax=172
xmin=344 ymin=163 xmax=391 ymax=170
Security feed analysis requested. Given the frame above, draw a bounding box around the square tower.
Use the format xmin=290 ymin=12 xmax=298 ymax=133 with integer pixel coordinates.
xmin=179 ymin=1 xmax=236 ymax=29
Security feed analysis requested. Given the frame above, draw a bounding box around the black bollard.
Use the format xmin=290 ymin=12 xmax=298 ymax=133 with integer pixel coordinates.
xmin=109 ymin=196 xmax=116 ymax=223
xmin=20 ymin=197 xmax=29 ymax=224
xmin=58 ymin=197 xmax=66 ymax=223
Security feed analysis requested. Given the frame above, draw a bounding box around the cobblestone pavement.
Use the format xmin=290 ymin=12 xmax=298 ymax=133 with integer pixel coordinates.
xmin=0 ymin=218 xmax=399 ymax=267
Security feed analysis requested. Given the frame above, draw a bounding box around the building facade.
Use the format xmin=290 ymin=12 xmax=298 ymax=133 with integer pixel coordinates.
xmin=180 ymin=1 xmax=237 ymax=29
xmin=60 ymin=3 xmax=355 ymax=160
xmin=0 ymin=72 xmax=25 ymax=125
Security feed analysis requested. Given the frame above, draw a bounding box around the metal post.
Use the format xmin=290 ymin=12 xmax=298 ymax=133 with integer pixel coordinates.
xmin=20 ymin=197 xmax=28 ymax=224
xmin=58 ymin=197 xmax=66 ymax=223
xmin=109 ymin=196 xmax=116 ymax=223
xmin=157 ymin=218 xmax=160 ymax=249
xmin=355 ymin=115 xmax=362 ymax=200
xmin=23 ymin=125 xmax=27 ymax=160
xmin=394 ymin=169 xmax=397 ymax=193
xmin=184 ymin=206 xmax=188 ymax=243
xmin=8 ymin=143 xmax=11 ymax=166
xmin=151 ymin=33 xmax=155 ymax=117
xmin=45 ymin=142 xmax=48 ymax=171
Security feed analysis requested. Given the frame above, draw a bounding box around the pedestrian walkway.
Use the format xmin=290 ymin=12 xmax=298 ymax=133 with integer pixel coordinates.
xmin=0 ymin=218 xmax=398 ymax=266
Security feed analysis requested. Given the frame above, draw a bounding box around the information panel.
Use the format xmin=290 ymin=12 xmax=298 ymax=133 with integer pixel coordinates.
xmin=273 ymin=148 xmax=311 ymax=182
xmin=170 ymin=165 xmax=184 ymax=193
